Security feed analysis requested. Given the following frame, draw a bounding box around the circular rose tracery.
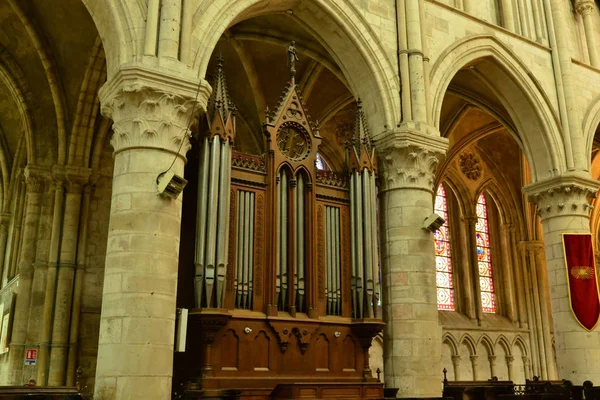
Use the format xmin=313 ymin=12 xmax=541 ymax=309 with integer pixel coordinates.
xmin=276 ymin=122 xmax=311 ymax=161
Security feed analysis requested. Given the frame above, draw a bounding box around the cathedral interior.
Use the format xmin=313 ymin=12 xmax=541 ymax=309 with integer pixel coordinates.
xmin=1 ymin=0 xmax=600 ymax=399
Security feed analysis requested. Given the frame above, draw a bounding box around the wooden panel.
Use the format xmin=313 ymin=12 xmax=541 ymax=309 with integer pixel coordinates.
xmin=221 ymin=329 xmax=239 ymax=371
xmin=252 ymin=330 xmax=270 ymax=371
xmin=314 ymin=333 xmax=329 ymax=371
xmin=342 ymin=335 xmax=356 ymax=371
xmin=322 ymin=387 xmax=360 ymax=398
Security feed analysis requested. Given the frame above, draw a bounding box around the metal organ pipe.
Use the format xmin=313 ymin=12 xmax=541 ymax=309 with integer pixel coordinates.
xmin=204 ymin=138 xmax=221 ymax=307
xmin=362 ymin=171 xmax=374 ymax=318
xmin=296 ymin=173 xmax=305 ymax=312
xmin=325 ymin=207 xmax=333 ymax=314
xmin=333 ymin=207 xmax=342 ymax=315
xmin=348 ymin=168 xmax=380 ymax=318
xmin=247 ymin=193 xmax=255 ymax=309
xmin=354 ymin=171 xmax=364 ymax=318
xmin=235 ymin=192 xmax=244 ymax=308
xmin=242 ymin=192 xmax=251 ymax=309
xmin=195 ymin=136 xmax=233 ymax=309
xmin=280 ymin=171 xmax=288 ymax=309
xmin=276 ymin=175 xmax=282 ymax=307
xmin=216 ymin=139 xmax=231 ymax=306
xmin=349 ymin=176 xmax=358 ymax=317
xmin=195 ymin=137 xmax=210 ymax=307
xmin=369 ymin=172 xmax=380 ymax=314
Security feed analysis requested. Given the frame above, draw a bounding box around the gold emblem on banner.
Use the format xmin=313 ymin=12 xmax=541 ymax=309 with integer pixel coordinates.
xmin=570 ymin=266 xmax=594 ymax=280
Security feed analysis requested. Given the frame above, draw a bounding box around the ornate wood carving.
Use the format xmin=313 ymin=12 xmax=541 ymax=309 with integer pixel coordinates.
xmin=232 ymin=152 xmax=266 ymax=173
xmin=268 ymin=321 xmax=293 ymax=353
xmin=293 ymin=325 xmax=319 ymax=354
xmin=316 ymin=170 xmax=348 ymax=188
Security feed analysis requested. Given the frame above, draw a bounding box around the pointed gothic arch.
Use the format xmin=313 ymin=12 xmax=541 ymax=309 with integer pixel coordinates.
xmin=190 ymin=0 xmax=399 ymax=134
xmin=430 ymin=35 xmax=565 ymax=182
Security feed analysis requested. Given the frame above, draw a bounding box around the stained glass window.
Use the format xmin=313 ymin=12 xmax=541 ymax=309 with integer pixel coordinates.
xmin=476 ymin=192 xmax=496 ymax=313
xmin=316 ymin=152 xmax=329 ymax=171
xmin=434 ymin=184 xmax=455 ymax=311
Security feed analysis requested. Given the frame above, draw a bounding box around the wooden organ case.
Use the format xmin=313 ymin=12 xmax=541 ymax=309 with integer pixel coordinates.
xmin=179 ymin=47 xmax=384 ymax=400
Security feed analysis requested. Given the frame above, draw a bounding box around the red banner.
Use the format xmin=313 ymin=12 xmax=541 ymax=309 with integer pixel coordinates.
xmin=562 ymin=234 xmax=600 ymax=331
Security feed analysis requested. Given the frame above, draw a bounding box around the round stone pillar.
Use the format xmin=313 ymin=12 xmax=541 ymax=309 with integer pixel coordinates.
xmin=376 ymin=129 xmax=448 ymax=398
xmin=93 ymin=67 xmax=208 ymax=400
xmin=524 ymin=174 xmax=600 ymax=383
xmin=7 ymin=169 xmax=45 ymax=384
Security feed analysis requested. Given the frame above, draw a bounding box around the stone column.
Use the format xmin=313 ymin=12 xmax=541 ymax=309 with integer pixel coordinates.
xmin=576 ymin=1 xmax=600 ymax=68
xmin=499 ymin=223 xmax=517 ymax=324
xmin=377 ymin=129 xmax=448 ymax=397
xmin=458 ymin=216 xmax=476 ymax=320
xmin=488 ymin=355 xmax=497 ymax=378
xmin=470 ymin=355 xmax=480 ymax=381
xmin=518 ymin=242 xmax=540 ymax=377
xmin=531 ymin=241 xmax=558 ymax=380
xmin=523 ymin=357 xmax=532 ymax=379
xmin=37 ymin=177 xmax=65 ymax=385
xmin=527 ymin=243 xmax=548 ymax=379
xmin=49 ymin=172 xmax=89 ymax=385
xmin=524 ymin=174 xmax=600 ymax=383
xmin=499 ymin=0 xmax=516 ymax=32
xmin=0 ymin=212 xmax=11 ymax=281
xmin=6 ymin=168 xmax=45 ymax=384
xmin=93 ymin=66 xmax=207 ymax=400
xmin=465 ymin=216 xmax=484 ymax=324
xmin=451 ymin=355 xmax=461 ymax=381
xmin=506 ymin=356 xmax=515 ymax=381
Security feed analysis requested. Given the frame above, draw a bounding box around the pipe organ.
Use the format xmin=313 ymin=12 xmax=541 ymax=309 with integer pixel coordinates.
xmin=181 ymin=46 xmax=384 ymax=399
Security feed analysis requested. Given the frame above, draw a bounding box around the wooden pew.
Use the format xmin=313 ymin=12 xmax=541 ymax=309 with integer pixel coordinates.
xmin=583 ymin=381 xmax=600 ymax=400
xmin=0 ymin=386 xmax=83 ymax=399
xmin=496 ymin=377 xmax=582 ymax=400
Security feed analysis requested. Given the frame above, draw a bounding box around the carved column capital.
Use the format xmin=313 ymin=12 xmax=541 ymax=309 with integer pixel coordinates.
xmin=488 ymin=355 xmax=497 ymax=365
xmin=500 ymin=222 xmax=514 ymax=234
xmin=23 ymin=166 xmax=50 ymax=194
xmin=374 ymin=129 xmax=448 ymax=192
xmin=463 ymin=215 xmax=479 ymax=226
xmin=506 ymin=355 xmax=515 ymax=366
xmin=523 ymin=174 xmax=599 ymax=220
xmin=451 ymin=355 xmax=461 ymax=364
xmin=99 ymin=65 xmax=210 ymax=157
xmin=576 ymin=0 xmax=595 ymax=16
xmin=51 ymin=166 xmax=92 ymax=194
xmin=469 ymin=355 xmax=479 ymax=365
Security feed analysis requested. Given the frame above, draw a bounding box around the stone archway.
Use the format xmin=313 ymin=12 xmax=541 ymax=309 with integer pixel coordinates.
xmin=190 ymin=0 xmax=399 ymax=135
xmin=430 ymin=35 xmax=566 ymax=183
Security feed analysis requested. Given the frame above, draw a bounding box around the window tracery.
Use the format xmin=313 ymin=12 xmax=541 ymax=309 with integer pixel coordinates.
xmin=476 ymin=192 xmax=496 ymax=313
xmin=435 ymin=184 xmax=455 ymax=311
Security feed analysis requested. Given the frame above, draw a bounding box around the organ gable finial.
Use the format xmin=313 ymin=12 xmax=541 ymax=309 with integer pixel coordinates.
xmin=207 ymin=54 xmax=236 ymax=141
xmin=348 ymin=99 xmax=377 ymax=173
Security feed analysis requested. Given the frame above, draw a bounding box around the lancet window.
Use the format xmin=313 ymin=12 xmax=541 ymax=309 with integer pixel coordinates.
xmin=476 ymin=192 xmax=496 ymax=313
xmin=435 ymin=184 xmax=455 ymax=311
